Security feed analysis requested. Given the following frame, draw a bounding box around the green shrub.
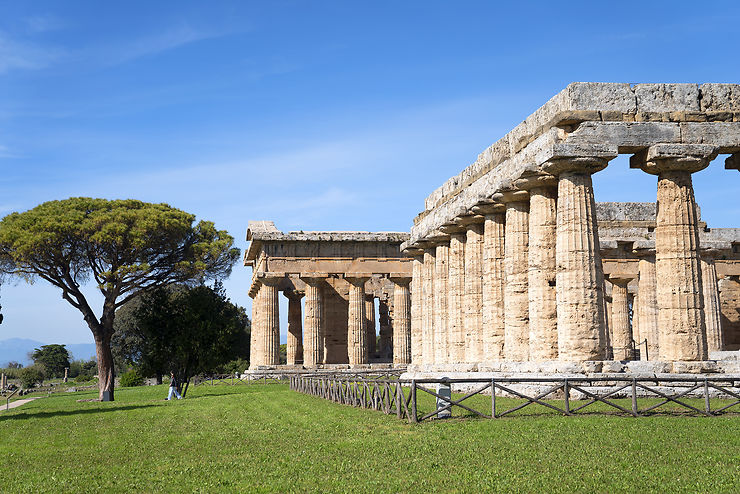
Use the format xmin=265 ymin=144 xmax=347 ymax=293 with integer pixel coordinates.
xmin=221 ymin=358 xmax=249 ymax=376
xmin=19 ymin=365 xmax=46 ymax=388
xmin=119 ymin=368 xmax=145 ymax=387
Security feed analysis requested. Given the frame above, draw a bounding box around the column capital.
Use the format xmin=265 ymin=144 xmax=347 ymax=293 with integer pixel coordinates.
xmin=283 ymin=289 xmax=305 ymax=301
xmin=607 ymin=275 xmax=633 ymax=286
xmin=345 ymin=275 xmax=371 ymax=285
xmin=542 ymin=143 xmax=617 ymax=175
xmin=439 ymin=223 xmax=467 ymax=234
xmin=257 ymin=273 xmax=284 ymax=287
xmin=492 ymin=189 xmax=529 ymax=204
xmin=454 ymin=214 xmax=485 ymax=227
xmin=471 ymin=202 xmax=505 ymax=214
xmin=725 ymin=153 xmax=740 ymax=171
xmin=630 ymin=144 xmax=718 ymax=175
xmin=299 ymin=273 xmax=329 ymax=284
xmin=514 ymin=172 xmax=558 ymax=191
xmin=389 ymin=275 xmax=412 ymax=285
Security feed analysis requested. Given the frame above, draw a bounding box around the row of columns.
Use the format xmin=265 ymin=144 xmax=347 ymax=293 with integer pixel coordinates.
xmin=413 ymin=145 xmax=725 ymax=364
xmin=250 ymin=275 xmax=412 ymax=369
xmin=605 ymin=253 xmax=724 ymax=361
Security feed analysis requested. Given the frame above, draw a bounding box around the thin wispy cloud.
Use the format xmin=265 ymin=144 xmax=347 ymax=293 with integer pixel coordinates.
xmin=105 ymin=23 xmax=237 ymax=65
xmin=0 ymin=31 xmax=65 ymax=73
xmin=25 ymin=15 xmax=66 ymax=33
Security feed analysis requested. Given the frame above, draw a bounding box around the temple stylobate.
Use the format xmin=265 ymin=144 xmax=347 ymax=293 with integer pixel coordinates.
xmin=245 ymin=221 xmax=413 ymax=370
xmin=401 ymin=82 xmax=740 ymax=372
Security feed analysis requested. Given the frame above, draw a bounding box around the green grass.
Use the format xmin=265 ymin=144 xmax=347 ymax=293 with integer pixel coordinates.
xmin=1 ymin=383 xmax=739 ymax=493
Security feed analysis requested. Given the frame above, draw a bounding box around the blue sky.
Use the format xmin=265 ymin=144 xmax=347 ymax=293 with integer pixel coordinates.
xmin=1 ymin=1 xmax=740 ymax=346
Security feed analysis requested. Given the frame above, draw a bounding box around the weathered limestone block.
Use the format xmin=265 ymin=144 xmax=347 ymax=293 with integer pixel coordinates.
xmin=499 ymin=191 xmax=530 ymax=361
xmin=701 ymin=256 xmax=723 ymax=352
xmin=633 ymin=83 xmax=700 ymax=113
xmin=285 ymin=290 xmax=304 ymax=365
xmin=609 ymin=277 xmax=632 ymax=360
xmin=549 ymin=157 xmax=609 ymax=361
xmin=410 ymin=256 xmax=423 ymax=364
xmin=447 ymin=232 xmax=466 ymax=362
xmin=422 ymin=249 xmax=436 ymax=365
xmin=434 ymin=243 xmax=450 ymax=364
xmin=365 ymin=296 xmax=376 ymax=356
xmin=346 ymin=276 xmax=369 ymax=366
xmin=301 ymin=277 xmax=324 ymax=367
xmin=482 ymin=210 xmax=506 ymax=360
xmin=700 ymin=83 xmax=740 ymax=112
xmin=519 ymin=177 xmax=558 ymax=361
xmin=636 ymin=256 xmax=659 ymax=360
xmin=464 ymin=222 xmax=484 ymax=362
xmin=391 ymin=277 xmax=412 ymax=364
xmin=633 ymin=144 xmax=718 ymax=361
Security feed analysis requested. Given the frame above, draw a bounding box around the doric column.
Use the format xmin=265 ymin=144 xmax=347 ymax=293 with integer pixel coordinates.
xmin=517 ymin=175 xmax=558 ymax=361
xmin=478 ymin=206 xmax=506 ymax=360
xmin=284 ymin=290 xmax=304 ymax=365
xmin=248 ymin=282 xmax=262 ymax=369
xmin=391 ymin=276 xmax=412 ymax=364
xmin=609 ymin=277 xmax=632 ymax=360
xmin=632 ymin=144 xmax=717 ymax=361
xmin=421 ymin=248 xmax=436 ymax=365
xmin=365 ymin=295 xmax=376 ymax=357
xmin=301 ymin=276 xmax=324 ymax=368
xmin=346 ymin=276 xmax=370 ymax=365
xmin=495 ymin=190 xmax=530 ymax=361
xmin=635 ymin=253 xmax=659 ymax=360
xmin=434 ymin=241 xmax=450 ymax=364
xmin=602 ymin=279 xmax=613 ymax=360
xmin=447 ymin=231 xmax=466 ymax=362
xmin=701 ymin=254 xmax=723 ymax=352
xmin=410 ymin=255 xmax=423 ymax=365
xmin=462 ymin=220 xmax=484 ymax=362
xmin=546 ymin=155 xmax=612 ymax=361
xmin=258 ymin=276 xmax=281 ymax=367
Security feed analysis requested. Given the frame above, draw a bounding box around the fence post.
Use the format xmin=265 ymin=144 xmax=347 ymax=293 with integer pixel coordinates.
xmin=704 ymin=378 xmax=711 ymax=415
xmin=411 ymin=380 xmax=418 ymax=423
xmin=396 ymin=382 xmax=402 ymax=419
xmin=631 ymin=378 xmax=638 ymax=417
xmin=564 ymin=379 xmax=570 ymax=415
xmin=491 ymin=379 xmax=496 ymax=419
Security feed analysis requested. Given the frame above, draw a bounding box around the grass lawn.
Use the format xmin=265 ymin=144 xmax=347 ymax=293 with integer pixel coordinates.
xmin=1 ymin=382 xmax=739 ymax=493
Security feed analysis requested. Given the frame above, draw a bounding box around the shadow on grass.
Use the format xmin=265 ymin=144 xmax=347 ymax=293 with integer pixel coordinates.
xmin=0 ymin=403 xmax=160 ymax=421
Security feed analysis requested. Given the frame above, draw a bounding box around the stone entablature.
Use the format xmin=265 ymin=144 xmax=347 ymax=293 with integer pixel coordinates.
xmin=402 ymin=83 xmax=740 ymax=367
xmin=245 ymin=221 xmax=413 ymax=369
xmin=406 ymin=83 xmax=740 ymax=247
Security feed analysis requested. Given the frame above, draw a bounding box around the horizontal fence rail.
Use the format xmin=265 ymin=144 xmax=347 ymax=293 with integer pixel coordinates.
xmin=290 ymin=375 xmax=740 ymax=422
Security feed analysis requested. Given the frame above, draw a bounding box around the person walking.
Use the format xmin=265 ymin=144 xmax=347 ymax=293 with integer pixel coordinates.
xmin=166 ymin=371 xmax=182 ymax=400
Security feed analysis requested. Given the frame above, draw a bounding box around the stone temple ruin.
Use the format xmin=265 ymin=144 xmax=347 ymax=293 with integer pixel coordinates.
xmin=245 ymin=221 xmax=412 ymax=369
xmin=248 ymin=83 xmax=740 ymax=375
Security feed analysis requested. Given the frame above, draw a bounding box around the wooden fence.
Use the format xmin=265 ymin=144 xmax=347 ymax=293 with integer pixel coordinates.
xmin=290 ymin=375 xmax=740 ymax=422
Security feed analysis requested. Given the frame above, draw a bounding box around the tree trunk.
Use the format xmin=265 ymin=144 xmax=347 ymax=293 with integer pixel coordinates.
xmin=155 ymin=373 xmax=163 ymax=385
xmin=94 ymin=331 xmax=115 ymax=401
xmin=182 ymin=378 xmax=191 ymax=398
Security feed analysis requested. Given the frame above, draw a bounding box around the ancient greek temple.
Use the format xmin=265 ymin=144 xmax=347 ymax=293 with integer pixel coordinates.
xmin=245 ymin=221 xmax=412 ymax=369
xmin=401 ymin=82 xmax=740 ymax=371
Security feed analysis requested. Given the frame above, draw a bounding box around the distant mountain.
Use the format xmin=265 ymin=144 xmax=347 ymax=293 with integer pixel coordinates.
xmin=0 ymin=338 xmax=96 ymax=367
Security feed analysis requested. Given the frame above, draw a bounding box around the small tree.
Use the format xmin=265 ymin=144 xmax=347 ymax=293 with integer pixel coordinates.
xmin=0 ymin=198 xmax=239 ymax=401
xmin=31 ymin=344 xmax=70 ymax=378
xmin=19 ymin=364 xmax=46 ymax=388
xmin=113 ymin=282 xmax=250 ymax=396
